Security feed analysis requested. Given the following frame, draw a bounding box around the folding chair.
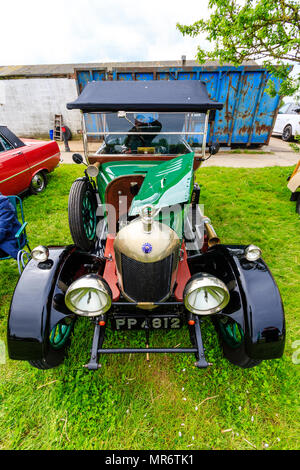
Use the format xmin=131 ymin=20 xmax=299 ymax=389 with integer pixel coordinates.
xmin=0 ymin=195 xmax=31 ymax=272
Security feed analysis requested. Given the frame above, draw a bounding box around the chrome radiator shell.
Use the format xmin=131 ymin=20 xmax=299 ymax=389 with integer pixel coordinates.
xmin=114 ymin=219 xmax=181 ymax=305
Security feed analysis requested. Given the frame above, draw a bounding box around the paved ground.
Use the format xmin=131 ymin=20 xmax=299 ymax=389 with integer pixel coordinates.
xmin=58 ymin=136 xmax=299 ymax=168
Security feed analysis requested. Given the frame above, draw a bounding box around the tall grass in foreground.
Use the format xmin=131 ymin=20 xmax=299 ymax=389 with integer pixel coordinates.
xmin=0 ymin=164 xmax=299 ymax=450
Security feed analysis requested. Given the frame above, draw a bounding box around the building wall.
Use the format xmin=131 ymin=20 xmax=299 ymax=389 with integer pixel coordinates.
xmin=0 ymin=78 xmax=81 ymax=137
xmin=0 ymin=80 xmax=5 ymax=105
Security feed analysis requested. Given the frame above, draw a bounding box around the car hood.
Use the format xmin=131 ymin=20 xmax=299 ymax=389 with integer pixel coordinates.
xmin=129 ymin=152 xmax=194 ymax=216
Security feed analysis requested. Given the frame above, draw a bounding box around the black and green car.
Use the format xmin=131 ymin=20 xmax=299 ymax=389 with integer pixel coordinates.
xmin=8 ymin=80 xmax=285 ymax=370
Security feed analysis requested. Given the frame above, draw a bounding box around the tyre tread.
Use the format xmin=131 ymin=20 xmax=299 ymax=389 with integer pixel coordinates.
xmin=68 ymin=179 xmax=96 ymax=251
xmin=213 ymin=318 xmax=262 ymax=369
xmin=28 ymin=359 xmax=53 ymax=370
xmin=282 ymin=125 xmax=292 ymax=142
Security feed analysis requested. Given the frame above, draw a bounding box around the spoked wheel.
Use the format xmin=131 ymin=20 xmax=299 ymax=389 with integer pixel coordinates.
xmin=214 ymin=317 xmax=261 ymax=368
xmin=30 ymin=171 xmax=47 ymax=194
xmin=68 ymin=179 xmax=97 ymax=251
xmin=29 ymin=318 xmax=75 ymax=370
xmin=282 ymin=125 xmax=293 ymax=142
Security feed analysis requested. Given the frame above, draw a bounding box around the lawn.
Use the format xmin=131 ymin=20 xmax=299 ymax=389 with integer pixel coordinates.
xmin=0 ymin=164 xmax=299 ymax=450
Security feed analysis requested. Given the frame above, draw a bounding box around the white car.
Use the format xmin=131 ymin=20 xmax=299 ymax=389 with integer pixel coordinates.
xmin=273 ymin=102 xmax=300 ymax=141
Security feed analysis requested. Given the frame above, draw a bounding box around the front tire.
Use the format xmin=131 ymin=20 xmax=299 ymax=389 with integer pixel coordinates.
xmin=29 ymin=319 xmax=75 ymax=370
xmin=30 ymin=171 xmax=47 ymax=194
xmin=214 ymin=318 xmax=261 ymax=369
xmin=68 ymin=179 xmax=97 ymax=251
xmin=282 ymin=125 xmax=293 ymax=142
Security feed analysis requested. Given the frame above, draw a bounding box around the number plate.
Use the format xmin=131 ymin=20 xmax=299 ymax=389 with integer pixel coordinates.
xmin=110 ymin=316 xmax=183 ymax=330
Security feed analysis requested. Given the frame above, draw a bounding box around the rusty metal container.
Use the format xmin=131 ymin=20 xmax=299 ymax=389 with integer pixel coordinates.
xmin=76 ymin=64 xmax=281 ymax=147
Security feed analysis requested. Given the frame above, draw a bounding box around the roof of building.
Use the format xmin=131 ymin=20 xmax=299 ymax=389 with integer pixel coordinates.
xmin=0 ymin=59 xmax=258 ymax=78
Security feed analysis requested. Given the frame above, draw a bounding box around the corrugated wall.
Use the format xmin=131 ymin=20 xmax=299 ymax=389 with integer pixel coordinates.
xmin=76 ymin=65 xmax=281 ymax=147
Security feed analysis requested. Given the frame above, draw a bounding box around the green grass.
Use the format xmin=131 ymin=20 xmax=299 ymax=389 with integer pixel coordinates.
xmin=0 ymin=164 xmax=299 ymax=450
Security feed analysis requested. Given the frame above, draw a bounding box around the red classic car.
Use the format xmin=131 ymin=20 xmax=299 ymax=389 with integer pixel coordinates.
xmin=0 ymin=126 xmax=61 ymax=196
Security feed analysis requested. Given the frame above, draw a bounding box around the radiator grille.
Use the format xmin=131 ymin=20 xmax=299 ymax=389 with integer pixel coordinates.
xmin=121 ymin=254 xmax=173 ymax=302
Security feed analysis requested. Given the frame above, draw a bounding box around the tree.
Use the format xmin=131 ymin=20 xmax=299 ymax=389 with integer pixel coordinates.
xmin=177 ymin=0 xmax=300 ymax=97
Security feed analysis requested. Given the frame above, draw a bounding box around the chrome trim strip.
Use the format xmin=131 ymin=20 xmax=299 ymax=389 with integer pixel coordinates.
xmin=29 ymin=152 xmax=61 ymax=170
xmin=0 ymin=153 xmax=60 ymax=184
xmin=0 ymin=167 xmax=28 ymax=184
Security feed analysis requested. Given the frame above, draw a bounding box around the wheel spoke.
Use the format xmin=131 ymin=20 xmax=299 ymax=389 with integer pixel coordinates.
xmin=82 ymin=194 xmax=96 ymax=240
xmin=219 ymin=320 xmax=244 ymax=349
xmin=49 ymin=321 xmax=74 ymax=349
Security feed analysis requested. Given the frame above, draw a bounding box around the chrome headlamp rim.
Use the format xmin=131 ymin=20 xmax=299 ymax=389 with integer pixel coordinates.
xmin=65 ymin=274 xmax=112 ymax=317
xmin=244 ymin=244 xmax=262 ymax=262
xmin=184 ymin=273 xmax=230 ymax=315
xmin=31 ymin=245 xmax=49 ymax=262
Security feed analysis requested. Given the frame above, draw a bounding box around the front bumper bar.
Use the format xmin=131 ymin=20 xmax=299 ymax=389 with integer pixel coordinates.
xmin=84 ymin=314 xmax=209 ymax=371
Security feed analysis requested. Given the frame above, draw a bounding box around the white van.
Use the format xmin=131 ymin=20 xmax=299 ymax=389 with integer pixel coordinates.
xmin=273 ymin=102 xmax=300 ymax=141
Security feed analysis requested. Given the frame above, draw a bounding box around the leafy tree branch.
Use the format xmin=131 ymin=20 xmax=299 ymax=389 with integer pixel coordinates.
xmin=177 ymin=0 xmax=300 ymax=97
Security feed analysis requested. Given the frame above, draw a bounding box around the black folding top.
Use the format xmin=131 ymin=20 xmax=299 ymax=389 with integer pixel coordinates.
xmin=67 ymin=80 xmax=223 ymax=112
xmin=0 ymin=126 xmax=25 ymax=149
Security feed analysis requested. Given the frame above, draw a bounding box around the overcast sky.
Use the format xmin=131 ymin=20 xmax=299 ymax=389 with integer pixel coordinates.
xmin=1 ymin=0 xmax=298 ymax=93
xmin=1 ymin=0 xmax=210 ymax=65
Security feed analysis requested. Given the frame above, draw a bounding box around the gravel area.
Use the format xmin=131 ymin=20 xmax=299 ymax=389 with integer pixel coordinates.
xmin=58 ymin=136 xmax=299 ymax=168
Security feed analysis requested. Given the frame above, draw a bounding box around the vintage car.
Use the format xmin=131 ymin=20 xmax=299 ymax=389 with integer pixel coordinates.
xmin=0 ymin=126 xmax=60 ymax=195
xmin=287 ymin=159 xmax=300 ymax=214
xmin=7 ymin=80 xmax=285 ymax=371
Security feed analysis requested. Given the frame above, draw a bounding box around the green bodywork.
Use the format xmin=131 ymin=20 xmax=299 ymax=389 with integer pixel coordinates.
xmin=96 ymin=152 xmax=195 ymax=238
xmin=129 ymin=153 xmax=194 ymax=215
xmin=96 ymin=161 xmax=159 ymax=203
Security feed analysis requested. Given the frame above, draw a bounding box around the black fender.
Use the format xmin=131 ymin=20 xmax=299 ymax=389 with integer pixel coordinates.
xmin=7 ymin=245 xmax=105 ymax=361
xmin=188 ymin=245 xmax=285 ymax=360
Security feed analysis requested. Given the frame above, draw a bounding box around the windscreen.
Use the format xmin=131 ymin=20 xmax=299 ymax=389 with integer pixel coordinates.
xmin=85 ymin=112 xmax=206 ymax=156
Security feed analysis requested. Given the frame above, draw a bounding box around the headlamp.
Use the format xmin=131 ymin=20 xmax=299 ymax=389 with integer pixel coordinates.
xmin=244 ymin=244 xmax=262 ymax=262
xmin=184 ymin=273 xmax=230 ymax=315
xmin=31 ymin=245 xmax=49 ymax=262
xmin=65 ymin=274 xmax=111 ymax=317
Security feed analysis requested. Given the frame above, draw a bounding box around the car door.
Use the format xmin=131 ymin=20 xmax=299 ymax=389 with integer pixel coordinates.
xmin=0 ymin=135 xmax=31 ymax=195
xmin=288 ymin=104 xmax=300 ymax=136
